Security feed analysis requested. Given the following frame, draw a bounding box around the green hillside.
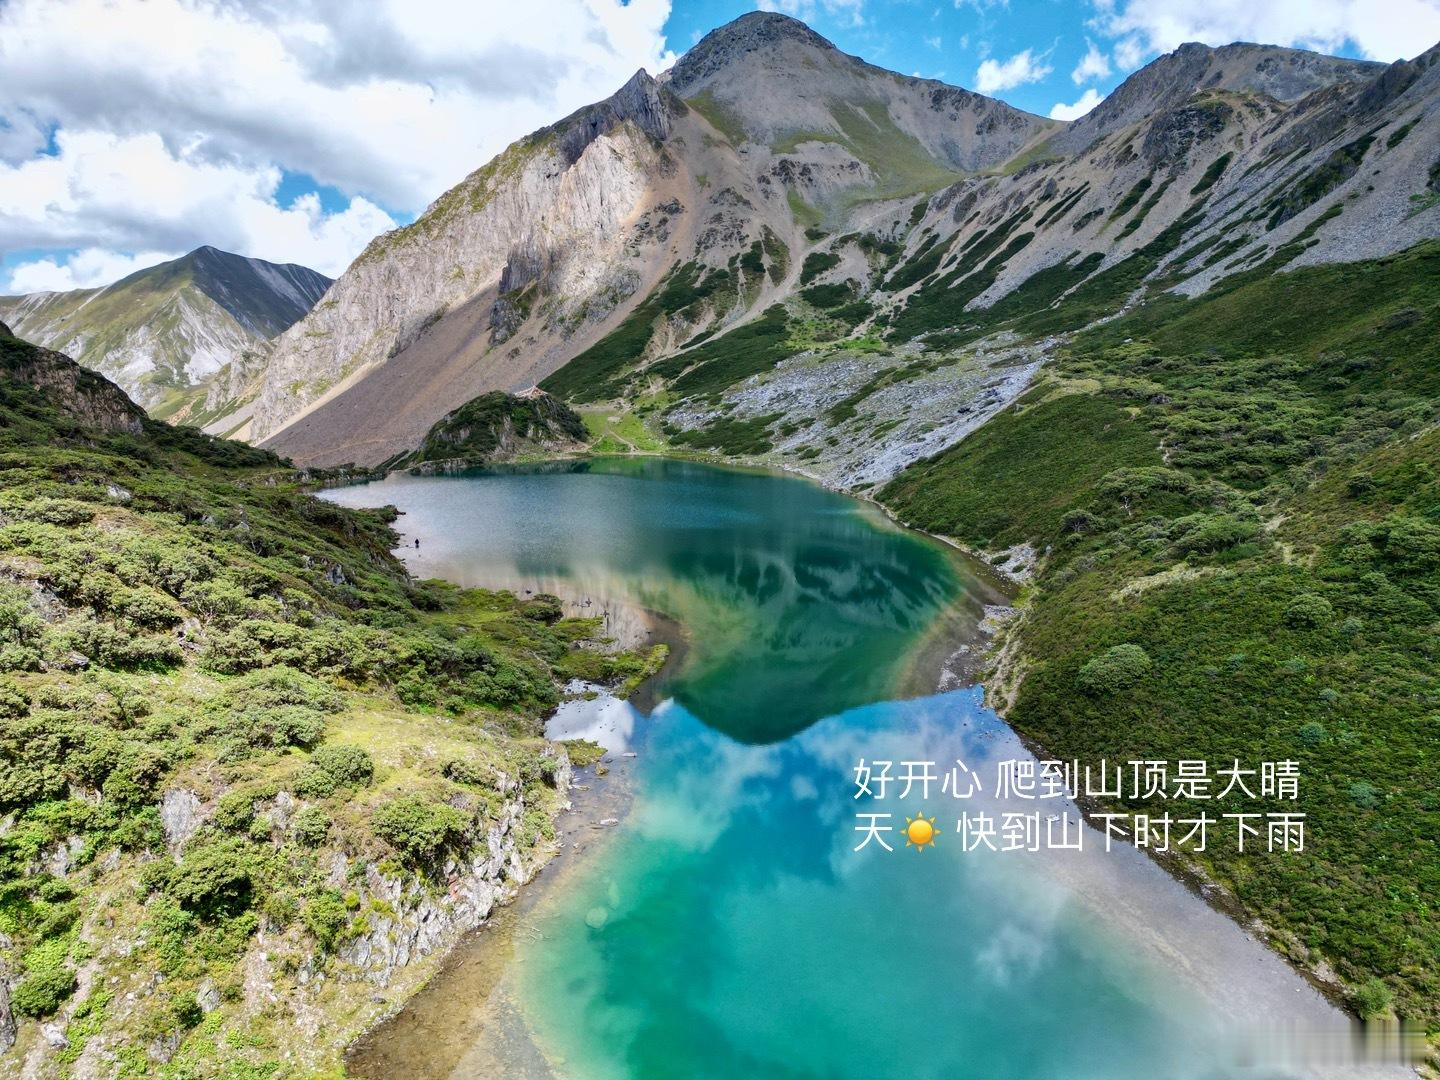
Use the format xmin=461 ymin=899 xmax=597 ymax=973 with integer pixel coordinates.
xmin=0 ymin=326 xmax=660 ymax=1072
xmin=882 ymin=241 xmax=1440 ymax=1025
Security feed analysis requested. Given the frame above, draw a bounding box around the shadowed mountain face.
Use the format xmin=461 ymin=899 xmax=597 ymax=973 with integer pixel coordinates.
xmin=0 ymin=246 xmax=330 ymax=412
xmin=232 ymin=12 xmax=1439 ymax=469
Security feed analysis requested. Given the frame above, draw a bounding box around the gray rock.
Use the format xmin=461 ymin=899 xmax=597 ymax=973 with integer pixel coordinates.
xmin=160 ymin=789 xmax=204 ymax=850
xmin=196 ymin=979 xmax=222 ymax=1014
xmin=0 ymin=978 xmax=15 ymax=1051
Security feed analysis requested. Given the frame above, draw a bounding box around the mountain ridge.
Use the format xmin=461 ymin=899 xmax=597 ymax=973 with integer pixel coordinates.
xmin=224 ymin=14 xmax=1439 ymax=468
xmin=0 ymin=246 xmax=331 ymax=413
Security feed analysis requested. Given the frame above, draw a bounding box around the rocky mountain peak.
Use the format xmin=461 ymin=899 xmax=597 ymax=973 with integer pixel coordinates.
xmin=1051 ymin=39 xmax=1385 ymax=154
xmin=0 ymin=246 xmax=331 ymax=410
xmin=667 ymin=12 xmax=836 ymax=93
xmin=542 ymin=67 xmax=670 ymax=166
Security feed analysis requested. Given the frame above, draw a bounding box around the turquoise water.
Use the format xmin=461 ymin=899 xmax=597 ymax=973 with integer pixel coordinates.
xmin=325 ymin=458 xmax=1349 ymax=1080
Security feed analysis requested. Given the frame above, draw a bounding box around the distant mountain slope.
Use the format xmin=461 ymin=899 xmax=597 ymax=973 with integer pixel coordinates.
xmin=237 ymin=13 xmax=1438 ymax=468
xmin=0 ymin=246 xmax=331 ymax=412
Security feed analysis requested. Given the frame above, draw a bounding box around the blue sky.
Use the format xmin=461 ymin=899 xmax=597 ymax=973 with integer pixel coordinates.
xmin=1 ymin=0 xmax=1433 ymax=293
xmin=663 ymin=0 xmax=1384 ymax=119
xmin=667 ymin=0 xmax=1123 ymax=118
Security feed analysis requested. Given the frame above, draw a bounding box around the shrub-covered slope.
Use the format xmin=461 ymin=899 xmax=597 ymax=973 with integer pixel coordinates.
xmin=882 ymin=241 xmax=1440 ymax=1027
xmin=389 ymin=390 xmax=587 ymax=471
xmin=0 ymin=325 xmax=661 ymax=1074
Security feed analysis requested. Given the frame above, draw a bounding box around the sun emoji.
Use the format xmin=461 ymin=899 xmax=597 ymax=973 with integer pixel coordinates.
xmin=903 ymin=813 xmax=940 ymax=851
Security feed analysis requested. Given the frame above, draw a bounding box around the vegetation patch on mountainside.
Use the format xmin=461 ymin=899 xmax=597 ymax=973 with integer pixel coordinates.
xmin=881 ymin=241 xmax=1440 ymax=1029
xmin=540 ymin=261 xmax=736 ymax=403
xmin=390 ymin=390 xmax=587 ymax=471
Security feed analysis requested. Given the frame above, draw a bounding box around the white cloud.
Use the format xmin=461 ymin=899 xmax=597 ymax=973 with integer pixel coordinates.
xmin=1113 ymin=35 xmax=1147 ymax=72
xmin=1049 ymin=87 xmax=1104 ymax=120
xmin=7 ymin=249 xmax=180 ymax=293
xmin=926 ymin=35 xmax=943 ymax=49
xmin=1072 ymin=38 xmax=1112 ymax=83
xmin=0 ymin=0 xmax=675 ymax=287
xmin=1090 ymin=0 xmax=1440 ymax=64
xmin=974 ymin=48 xmax=1053 ymax=94
xmin=0 ymin=129 xmax=398 ymax=285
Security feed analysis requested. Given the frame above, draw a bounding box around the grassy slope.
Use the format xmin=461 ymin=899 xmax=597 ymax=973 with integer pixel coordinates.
xmin=881 ymin=241 xmax=1440 ymax=1029
xmin=0 ymin=331 xmax=662 ymax=1074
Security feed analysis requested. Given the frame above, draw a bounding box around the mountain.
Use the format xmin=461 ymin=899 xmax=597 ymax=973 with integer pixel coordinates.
xmin=235 ymin=12 xmax=1057 ymax=463
xmin=0 ymin=316 xmax=146 ymax=436
xmin=230 ymin=15 xmax=1439 ymax=468
xmin=0 ymin=246 xmax=331 ymax=416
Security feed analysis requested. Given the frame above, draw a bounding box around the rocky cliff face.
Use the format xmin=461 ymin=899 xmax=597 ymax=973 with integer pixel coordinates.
xmin=229 ymin=13 xmax=1440 ymax=471
xmin=0 ymin=321 xmax=145 ymax=435
xmin=242 ymin=71 xmax=677 ymax=457
xmin=0 ymin=247 xmax=330 ymax=412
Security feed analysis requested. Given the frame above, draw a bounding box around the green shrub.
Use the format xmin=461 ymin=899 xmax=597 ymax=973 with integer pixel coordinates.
xmin=213 ymin=790 xmax=257 ymax=832
xmin=114 ymin=588 xmax=184 ymax=629
xmin=0 ymin=677 xmax=31 ymax=719
xmin=220 ymin=666 xmax=345 ymax=714
xmin=370 ymin=796 xmax=468 ymax=862
xmin=20 ymin=498 xmax=94 ymax=526
xmin=165 ymin=839 xmax=257 ymax=917
xmin=310 ymin=745 xmax=374 ymax=787
xmin=1352 ymin=977 xmax=1393 ymax=1019
xmin=1283 ymin=593 xmax=1334 ymax=628
xmin=799 ymin=251 xmax=841 ymax=285
xmin=293 ymin=767 xmax=339 ymax=800
xmin=521 ymin=594 xmax=564 ymax=623
xmin=11 ymin=967 xmax=77 ymax=1017
xmin=302 ymin=889 xmax=349 ymax=951
xmin=442 ymin=758 xmax=489 ymax=787
xmin=1348 ymin=781 xmax=1380 ymax=809
xmin=289 ymin=807 xmax=330 ymax=847
xmin=1077 ymin=644 xmax=1154 ymax=695
xmin=1169 ymin=513 xmax=1256 ymax=556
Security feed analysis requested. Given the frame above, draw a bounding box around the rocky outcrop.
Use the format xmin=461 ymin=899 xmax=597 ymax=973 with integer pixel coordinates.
xmin=0 ymin=247 xmax=331 ymax=410
xmin=0 ymin=328 xmax=146 ymax=435
xmin=160 ymin=788 xmax=204 ymax=850
xmin=0 ymin=976 xmax=15 ymax=1052
xmin=394 ymin=390 xmax=587 ymax=471
xmin=1050 ymin=41 xmax=1383 ymax=156
xmin=335 ymin=787 xmax=557 ymax=982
